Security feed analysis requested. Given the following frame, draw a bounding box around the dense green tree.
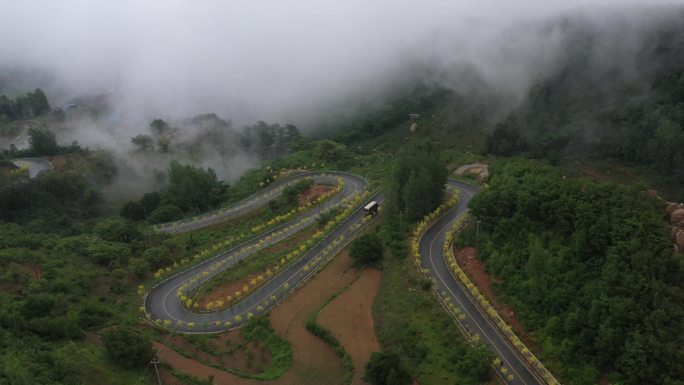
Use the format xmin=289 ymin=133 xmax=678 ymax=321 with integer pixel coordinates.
xmin=102 ymin=328 xmax=154 ymax=369
xmin=93 ymin=218 xmax=141 ymax=243
xmin=364 ymin=351 xmax=411 ymax=385
xmin=485 ymin=20 xmax=684 ymax=191
xmin=148 ymin=204 xmax=182 ymax=222
xmin=128 ymin=257 xmax=150 ymax=278
xmin=165 ymin=160 xmax=227 ymax=213
xmin=314 ymin=140 xmax=351 ymax=164
xmin=28 ymin=127 xmax=58 ymax=156
xmin=468 ymin=160 xmax=684 ymax=384
xmin=0 ymin=89 xmax=50 ymax=121
xmin=120 ymin=201 xmax=146 ymax=221
xmin=150 ymin=118 xmax=169 ymax=135
xmin=350 ymin=232 xmax=384 ymax=267
xmin=386 ymin=141 xmax=446 ymax=222
xmin=241 ymin=121 xmax=300 ymax=159
xmin=130 ymin=134 xmax=154 ymax=151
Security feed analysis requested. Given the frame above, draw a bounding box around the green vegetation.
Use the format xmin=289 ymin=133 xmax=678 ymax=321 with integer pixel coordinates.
xmin=486 ymin=19 xmax=684 ymax=194
xmin=240 ymin=317 xmax=293 ymax=379
xmin=4 ymin=17 xmax=684 ymax=384
xmin=0 ymin=168 xmax=101 ymax=223
xmin=381 ymin=141 xmax=447 ymax=260
xmin=102 ymin=327 xmax=154 ymax=369
xmin=363 ymin=351 xmax=411 ymax=385
xmin=189 ymin=227 xmax=317 ymax=304
xmin=0 ymin=88 xmax=50 ymax=122
xmin=372 ymin=247 xmax=494 ymax=385
xmin=156 ymin=317 xmax=293 ymax=380
xmin=305 ymin=286 xmax=355 ymax=385
xmin=389 ymin=140 xmax=447 ymax=221
xmin=349 ymin=232 xmax=384 ymax=268
xmin=467 ymin=160 xmax=684 ymax=385
xmin=121 ymin=160 xmax=228 ymax=222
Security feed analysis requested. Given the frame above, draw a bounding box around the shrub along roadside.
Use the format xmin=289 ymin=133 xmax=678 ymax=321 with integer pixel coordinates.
xmin=349 ymin=232 xmax=384 ymax=268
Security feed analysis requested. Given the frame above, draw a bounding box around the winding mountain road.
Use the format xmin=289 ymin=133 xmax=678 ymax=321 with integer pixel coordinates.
xmin=420 ymin=179 xmax=542 ymax=385
xmin=144 ymin=173 xmax=545 ymax=384
xmin=145 ymin=171 xmax=382 ymax=333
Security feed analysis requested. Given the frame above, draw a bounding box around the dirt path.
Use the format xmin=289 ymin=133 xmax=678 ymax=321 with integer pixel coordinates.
xmin=318 ymin=268 xmax=382 ymax=385
xmin=453 ymin=162 xmax=489 ymax=180
xmin=155 ymin=251 xmax=359 ymax=385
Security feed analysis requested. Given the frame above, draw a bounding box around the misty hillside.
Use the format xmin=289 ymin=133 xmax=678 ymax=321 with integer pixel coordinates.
xmin=486 ymin=10 xmax=684 ymax=192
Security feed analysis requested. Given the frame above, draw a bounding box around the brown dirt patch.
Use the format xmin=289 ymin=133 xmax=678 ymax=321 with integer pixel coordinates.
xmin=454 ymin=247 xmax=542 ymax=353
xmin=0 ymin=263 xmax=42 ymax=293
xmin=318 ymin=268 xmax=382 ymax=385
xmin=14 ymin=262 xmax=42 ymax=278
xmin=155 ymin=250 xmax=359 ymax=385
xmin=298 ymin=184 xmax=334 ymax=206
xmin=48 ymin=155 xmax=67 ymax=171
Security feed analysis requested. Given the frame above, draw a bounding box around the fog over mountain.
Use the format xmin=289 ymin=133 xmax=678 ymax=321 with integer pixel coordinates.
xmin=2 ymin=0 xmax=684 ymax=200
xmin=1 ymin=0 xmax=681 ymax=130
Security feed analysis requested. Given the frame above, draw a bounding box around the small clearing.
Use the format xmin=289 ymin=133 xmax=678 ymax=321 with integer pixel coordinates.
xmin=318 ymin=268 xmax=382 ymax=385
xmin=298 ymin=184 xmax=334 ymax=206
xmin=155 ymin=250 xmax=359 ymax=385
xmin=454 ymin=162 xmax=489 ymax=180
xmin=454 ymin=247 xmax=541 ymax=353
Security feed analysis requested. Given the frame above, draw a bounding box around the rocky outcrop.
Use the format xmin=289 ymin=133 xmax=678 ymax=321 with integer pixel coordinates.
xmin=671 ymin=208 xmax=684 ymax=225
xmin=667 ymin=203 xmax=684 ymax=253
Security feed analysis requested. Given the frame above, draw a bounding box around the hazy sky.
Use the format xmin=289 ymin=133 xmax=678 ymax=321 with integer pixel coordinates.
xmin=1 ymin=0 xmax=682 ymax=127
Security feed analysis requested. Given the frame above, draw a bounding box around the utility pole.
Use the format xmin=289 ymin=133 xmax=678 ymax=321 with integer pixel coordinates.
xmin=150 ymin=354 xmax=162 ymax=385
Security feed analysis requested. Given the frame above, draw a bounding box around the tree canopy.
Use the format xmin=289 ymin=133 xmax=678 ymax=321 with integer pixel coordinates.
xmin=350 ymin=232 xmax=384 ymax=267
xmin=468 ymin=160 xmax=684 ymax=385
xmin=385 ymin=141 xmax=447 ymax=222
xmin=0 ymin=89 xmax=50 ymax=122
xmin=364 ymin=351 xmax=412 ymax=385
xmin=28 ymin=127 xmax=59 ymax=156
xmin=102 ymin=328 xmax=154 ymax=369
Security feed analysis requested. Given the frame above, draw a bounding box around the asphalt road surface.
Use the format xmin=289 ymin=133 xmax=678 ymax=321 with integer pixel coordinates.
xmin=145 ymin=173 xmax=546 ymax=384
xmin=145 ymin=171 xmax=383 ymax=333
xmin=11 ymin=158 xmax=53 ymax=178
xmin=419 ymin=179 xmax=543 ymax=385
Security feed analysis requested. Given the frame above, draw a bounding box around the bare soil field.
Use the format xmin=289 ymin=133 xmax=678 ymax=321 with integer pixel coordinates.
xmin=155 ymin=250 xmax=359 ymax=385
xmin=318 ymin=268 xmax=382 ymax=385
xmin=454 ymin=247 xmax=540 ymax=353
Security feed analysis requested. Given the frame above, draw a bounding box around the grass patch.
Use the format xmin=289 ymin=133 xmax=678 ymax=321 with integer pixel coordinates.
xmin=373 ymin=250 xmax=493 ymax=385
xmin=242 ymin=317 xmax=293 ymax=380
xmin=153 ymin=316 xmax=292 ymax=380
xmin=304 ymin=281 xmax=357 ymax=385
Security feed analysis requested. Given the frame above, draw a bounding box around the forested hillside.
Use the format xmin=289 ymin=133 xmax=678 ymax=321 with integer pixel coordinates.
xmin=467 ymin=160 xmax=684 ymax=385
xmin=487 ymin=12 xmax=684 ymax=192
